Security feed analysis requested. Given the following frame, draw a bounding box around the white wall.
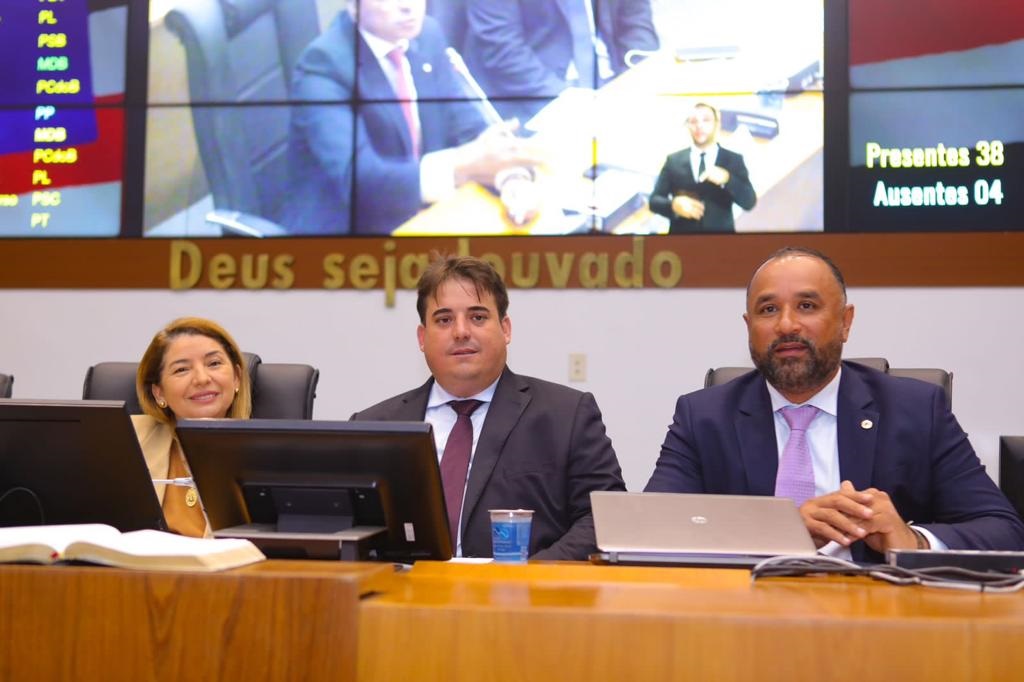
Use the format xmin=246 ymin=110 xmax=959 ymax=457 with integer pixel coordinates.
xmin=2 ymin=287 xmax=1022 ymax=490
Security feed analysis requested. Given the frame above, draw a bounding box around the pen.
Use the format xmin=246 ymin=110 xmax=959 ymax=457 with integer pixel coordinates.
xmin=152 ymin=477 xmax=194 ymax=487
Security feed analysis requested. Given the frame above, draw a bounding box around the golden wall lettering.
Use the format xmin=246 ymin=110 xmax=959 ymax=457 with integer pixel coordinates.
xmin=169 ymin=240 xmax=293 ymax=290
xmin=167 ymin=237 xmax=686 ymax=305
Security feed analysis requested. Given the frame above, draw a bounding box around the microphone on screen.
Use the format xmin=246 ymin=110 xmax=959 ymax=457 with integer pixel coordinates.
xmin=445 ymin=47 xmax=504 ymax=127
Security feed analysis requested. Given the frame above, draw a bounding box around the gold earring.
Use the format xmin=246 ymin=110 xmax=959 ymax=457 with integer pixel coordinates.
xmin=235 ymin=387 xmax=239 ymax=394
xmin=157 ymin=399 xmax=167 ymax=408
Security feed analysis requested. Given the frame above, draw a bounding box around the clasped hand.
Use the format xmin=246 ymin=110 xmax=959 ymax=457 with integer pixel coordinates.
xmin=453 ymin=119 xmax=544 ymax=225
xmin=671 ymin=194 xmax=705 ymax=220
xmin=699 ymin=165 xmax=730 ymax=186
xmin=799 ymin=480 xmax=919 ymax=552
xmin=453 ymin=119 xmax=541 ymax=186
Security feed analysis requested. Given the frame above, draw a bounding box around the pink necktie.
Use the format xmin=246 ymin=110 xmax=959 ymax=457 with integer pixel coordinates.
xmin=775 ymin=405 xmax=819 ymax=507
xmin=440 ymin=399 xmax=482 ymax=548
xmin=386 ymin=47 xmax=420 ymax=158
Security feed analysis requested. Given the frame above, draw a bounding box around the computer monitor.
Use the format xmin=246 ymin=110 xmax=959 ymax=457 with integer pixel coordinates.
xmin=0 ymin=399 xmax=166 ymax=531
xmin=999 ymin=436 xmax=1024 ymax=521
xmin=176 ymin=419 xmax=452 ymax=563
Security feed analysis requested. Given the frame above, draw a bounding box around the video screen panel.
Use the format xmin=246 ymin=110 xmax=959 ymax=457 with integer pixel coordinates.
xmin=848 ymin=89 xmax=1023 ymax=232
xmin=0 ymin=0 xmax=130 ymax=237
xmin=846 ymin=0 xmax=1024 ymax=232
xmin=849 ymin=0 xmax=1024 ymax=90
xmin=141 ymin=0 xmax=824 ymax=237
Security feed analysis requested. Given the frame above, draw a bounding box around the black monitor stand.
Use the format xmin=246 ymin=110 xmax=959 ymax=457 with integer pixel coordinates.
xmin=213 ymin=479 xmax=389 ymax=560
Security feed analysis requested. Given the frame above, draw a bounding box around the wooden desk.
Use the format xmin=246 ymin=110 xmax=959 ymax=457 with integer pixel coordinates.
xmin=7 ymin=559 xmax=1021 ymax=681
xmin=359 ymin=561 xmax=1024 ymax=681
xmin=0 ymin=560 xmax=394 ymax=682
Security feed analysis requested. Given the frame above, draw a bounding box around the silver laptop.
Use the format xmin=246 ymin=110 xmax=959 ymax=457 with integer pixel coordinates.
xmin=591 ymin=491 xmax=817 ymax=567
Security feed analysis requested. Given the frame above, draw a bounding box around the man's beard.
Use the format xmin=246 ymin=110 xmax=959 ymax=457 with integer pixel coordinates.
xmin=751 ymin=334 xmax=842 ymax=396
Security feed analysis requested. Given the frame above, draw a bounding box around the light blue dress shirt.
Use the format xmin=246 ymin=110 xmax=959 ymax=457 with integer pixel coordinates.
xmin=765 ymin=367 xmax=945 ymax=555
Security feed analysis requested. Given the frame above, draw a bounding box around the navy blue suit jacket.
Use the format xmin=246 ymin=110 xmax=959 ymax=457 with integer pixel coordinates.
xmin=649 ymin=146 xmax=757 ymax=233
xmin=352 ymin=368 xmax=626 ymax=561
xmin=645 ymin=361 xmax=1024 ymax=561
xmin=464 ymin=0 xmax=658 ymax=120
xmin=284 ymin=13 xmax=487 ymax=234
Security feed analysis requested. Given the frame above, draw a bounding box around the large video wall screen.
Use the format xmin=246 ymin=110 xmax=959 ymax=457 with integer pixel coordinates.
xmin=1 ymin=0 xmax=1019 ymax=238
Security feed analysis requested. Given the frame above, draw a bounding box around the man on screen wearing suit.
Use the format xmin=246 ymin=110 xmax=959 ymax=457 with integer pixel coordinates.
xmin=645 ymin=247 xmax=1024 ymax=562
xmin=284 ymin=0 xmax=540 ymax=234
xmin=463 ymin=0 xmax=659 ymax=121
xmin=649 ymin=102 xmax=757 ymax=233
xmin=352 ymin=255 xmax=626 ymax=560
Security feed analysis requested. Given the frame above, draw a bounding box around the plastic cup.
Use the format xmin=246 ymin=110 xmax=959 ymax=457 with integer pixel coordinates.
xmin=489 ymin=509 xmax=534 ymax=563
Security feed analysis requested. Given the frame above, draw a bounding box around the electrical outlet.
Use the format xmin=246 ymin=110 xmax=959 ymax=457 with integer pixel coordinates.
xmin=569 ymin=353 xmax=587 ymax=382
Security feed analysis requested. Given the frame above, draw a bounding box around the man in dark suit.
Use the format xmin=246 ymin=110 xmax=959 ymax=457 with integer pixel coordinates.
xmin=284 ymin=0 xmax=540 ymax=234
xmin=649 ymin=102 xmax=757 ymax=233
xmin=352 ymin=255 xmax=625 ymax=560
xmin=646 ymin=247 xmax=1024 ymax=561
xmin=463 ymin=0 xmax=659 ymax=121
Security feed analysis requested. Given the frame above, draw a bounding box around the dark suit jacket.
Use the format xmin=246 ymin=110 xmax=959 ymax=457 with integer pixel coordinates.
xmin=464 ymin=0 xmax=658 ymax=120
xmin=649 ymin=146 xmax=757 ymax=233
xmin=283 ymin=13 xmax=487 ymax=235
xmin=352 ymin=368 xmax=625 ymax=560
xmin=645 ymin=361 xmax=1024 ymax=561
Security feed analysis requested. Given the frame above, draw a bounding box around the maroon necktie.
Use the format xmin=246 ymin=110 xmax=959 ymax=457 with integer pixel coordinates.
xmin=386 ymin=46 xmax=420 ymax=158
xmin=440 ymin=399 xmax=483 ymax=548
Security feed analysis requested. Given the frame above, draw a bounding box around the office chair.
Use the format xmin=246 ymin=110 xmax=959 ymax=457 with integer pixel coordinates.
xmin=704 ymin=357 xmax=953 ymax=410
xmin=83 ymin=352 xmax=262 ymax=414
xmin=164 ymin=0 xmax=320 ymax=237
xmin=0 ymin=373 xmax=13 ymax=398
xmin=251 ymin=362 xmax=319 ymax=419
xmin=886 ymin=367 xmax=953 ymax=412
xmin=998 ymin=436 xmax=1024 ymax=521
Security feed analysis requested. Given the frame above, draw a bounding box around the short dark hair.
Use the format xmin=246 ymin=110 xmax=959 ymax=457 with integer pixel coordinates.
xmin=688 ymin=101 xmax=720 ymax=124
xmin=137 ymin=317 xmax=252 ymax=424
xmin=416 ymin=254 xmax=509 ymax=323
xmin=747 ymin=247 xmax=847 ymax=301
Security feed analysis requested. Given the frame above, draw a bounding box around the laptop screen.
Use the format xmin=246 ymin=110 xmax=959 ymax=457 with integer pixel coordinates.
xmin=591 ymin=491 xmax=816 ymax=563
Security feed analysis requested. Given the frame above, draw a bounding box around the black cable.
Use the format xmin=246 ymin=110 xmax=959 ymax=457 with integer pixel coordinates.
xmin=750 ymin=554 xmax=1024 ymax=592
xmin=0 ymin=487 xmax=46 ymax=526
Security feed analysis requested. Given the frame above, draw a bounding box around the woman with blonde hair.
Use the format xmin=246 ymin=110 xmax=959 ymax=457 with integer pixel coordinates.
xmin=134 ymin=317 xmax=251 ymax=537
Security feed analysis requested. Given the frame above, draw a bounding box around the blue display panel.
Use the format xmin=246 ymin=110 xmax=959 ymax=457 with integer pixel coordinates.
xmin=0 ymin=0 xmax=129 ymax=237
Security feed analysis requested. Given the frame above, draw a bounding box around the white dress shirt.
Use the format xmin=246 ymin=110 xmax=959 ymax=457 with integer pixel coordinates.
xmin=358 ymin=24 xmax=461 ymax=203
xmin=689 ymin=143 xmax=719 ymax=181
xmin=359 ymin=29 xmax=420 ymax=124
xmin=423 ymin=378 xmax=499 ymax=557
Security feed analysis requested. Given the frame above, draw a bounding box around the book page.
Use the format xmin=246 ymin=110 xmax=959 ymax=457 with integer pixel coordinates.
xmin=0 ymin=523 xmax=122 ymax=556
xmin=104 ymin=530 xmax=257 ymax=556
xmin=65 ymin=530 xmax=266 ymax=571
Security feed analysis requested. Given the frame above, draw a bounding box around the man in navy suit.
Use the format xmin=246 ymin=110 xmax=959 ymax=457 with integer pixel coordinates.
xmin=284 ymin=0 xmax=540 ymax=234
xmin=646 ymin=247 xmax=1024 ymax=561
xmin=463 ymin=0 xmax=659 ymax=121
xmin=649 ymin=102 xmax=757 ymax=233
xmin=353 ymin=255 xmax=625 ymax=560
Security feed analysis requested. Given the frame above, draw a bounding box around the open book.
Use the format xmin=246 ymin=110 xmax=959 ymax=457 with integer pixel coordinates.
xmin=0 ymin=524 xmax=266 ymax=572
